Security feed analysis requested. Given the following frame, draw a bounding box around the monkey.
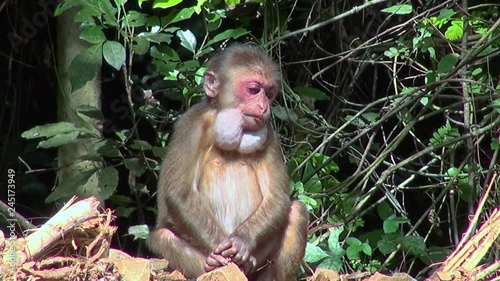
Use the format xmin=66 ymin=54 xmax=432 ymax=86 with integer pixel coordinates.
xmin=147 ymin=44 xmax=309 ymax=281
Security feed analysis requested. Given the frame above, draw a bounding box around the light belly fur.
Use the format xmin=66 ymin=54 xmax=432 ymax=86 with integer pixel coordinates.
xmin=199 ymin=157 xmax=262 ymax=234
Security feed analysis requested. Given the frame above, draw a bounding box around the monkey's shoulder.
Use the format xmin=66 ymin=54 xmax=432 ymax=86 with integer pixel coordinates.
xmin=168 ymin=101 xmax=216 ymax=142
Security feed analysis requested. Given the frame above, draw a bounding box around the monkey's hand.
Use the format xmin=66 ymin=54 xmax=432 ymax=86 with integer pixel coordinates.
xmin=205 ymin=236 xmax=257 ymax=274
xmin=205 ymin=252 xmax=230 ymax=272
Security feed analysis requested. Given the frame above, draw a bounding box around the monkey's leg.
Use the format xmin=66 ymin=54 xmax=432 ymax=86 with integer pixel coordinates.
xmin=148 ymin=228 xmax=206 ymax=278
xmin=252 ymin=200 xmax=309 ymax=281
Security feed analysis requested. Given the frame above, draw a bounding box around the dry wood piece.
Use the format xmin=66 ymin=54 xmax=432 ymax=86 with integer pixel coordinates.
xmin=23 ymin=197 xmax=102 ymax=262
xmin=308 ymin=268 xmax=341 ymax=281
xmin=0 ymin=196 xmax=118 ymax=281
xmin=427 ymin=208 xmax=500 ymax=281
xmin=197 ymin=263 xmax=248 ymax=281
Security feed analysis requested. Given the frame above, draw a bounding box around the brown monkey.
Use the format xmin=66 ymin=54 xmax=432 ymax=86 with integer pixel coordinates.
xmin=147 ymin=44 xmax=309 ymax=281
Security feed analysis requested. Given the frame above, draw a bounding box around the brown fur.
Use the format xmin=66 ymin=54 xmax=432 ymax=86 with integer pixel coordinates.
xmin=147 ymin=45 xmax=308 ymax=280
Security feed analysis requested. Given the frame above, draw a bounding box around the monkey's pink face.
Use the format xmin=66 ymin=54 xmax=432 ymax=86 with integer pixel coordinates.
xmin=235 ymin=74 xmax=278 ymax=130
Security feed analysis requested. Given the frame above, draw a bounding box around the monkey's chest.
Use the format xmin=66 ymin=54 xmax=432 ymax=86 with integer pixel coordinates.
xmin=199 ymin=156 xmax=263 ymax=234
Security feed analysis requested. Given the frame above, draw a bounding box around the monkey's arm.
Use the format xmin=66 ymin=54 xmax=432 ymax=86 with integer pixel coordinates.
xmin=232 ymin=135 xmax=290 ymax=243
xmin=157 ymin=105 xmax=227 ymax=252
xmin=209 ymin=132 xmax=290 ymax=269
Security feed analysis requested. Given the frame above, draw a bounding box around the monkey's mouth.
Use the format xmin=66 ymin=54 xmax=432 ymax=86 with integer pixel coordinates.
xmin=243 ymin=113 xmax=264 ymax=123
xmin=243 ymin=113 xmax=265 ymax=129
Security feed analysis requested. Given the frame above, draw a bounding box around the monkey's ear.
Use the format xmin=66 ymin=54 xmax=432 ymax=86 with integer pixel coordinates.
xmin=204 ymin=71 xmax=220 ymax=98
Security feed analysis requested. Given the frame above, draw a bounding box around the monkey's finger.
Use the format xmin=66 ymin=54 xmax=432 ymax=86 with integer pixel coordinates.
xmin=214 ymin=241 xmax=233 ymax=254
xmin=204 ymin=263 xmax=216 ymax=272
xmin=231 ymin=252 xmax=243 ymax=264
xmin=207 ymin=253 xmax=230 ymax=267
xmin=241 ymin=257 xmax=257 ymax=274
xmin=221 ymin=246 xmax=238 ymax=257
xmin=231 ymin=249 xmax=249 ymax=264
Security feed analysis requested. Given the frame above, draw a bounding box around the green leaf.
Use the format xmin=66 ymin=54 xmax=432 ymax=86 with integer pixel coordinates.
xmin=131 ymin=36 xmax=150 ymax=55
xmin=117 ymin=206 xmax=136 ymax=217
xmin=45 ymin=169 xmax=98 ymax=203
xmin=362 ymin=112 xmax=378 ymax=123
xmin=318 ymin=257 xmax=342 ymax=271
xmin=74 ymin=8 xmax=97 ymax=23
xmin=429 ymin=122 xmax=460 ymax=145
xmin=126 ymin=11 xmax=147 ymax=27
xmin=91 ymin=139 xmax=122 ymax=158
xmin=177 ymin=29 xmax=197 ymax=54
xmin=447 ymin=166 xmax=459 ymax=177
xmin=205 ymin=11 xmax=223 ymax=31
xmin=298 ymin=194 xmax=318 ymax=212
xmin=361 ymin=243 xmax=372 ymax=256
xmin=437 ymin=53 xmax=459 ymax=74
xmin=384 ymin=47 xmax=399 ymax=58
xmin=381 ymin=4 xmax=413 ymax=15
xmin=99 ymin=166 xmax=118 ymax=200
xmin=478 ymin=46 xmax=499 ymax=57
xmin=124 ymin=158 xmax=146 ymax=177
xmin=152 ymin=146 xmax=167 ymax=158
xmin=392 ymin=216 xmax=410 ymax=224
xmin=128 ymin=224 xmax=150 ymax=240
xmin=438 ymin=8 xmax=455 ymax=20
xmin=21 ymin=122 xmax=79 ymax=139
xmin=345 ymin=237 xmax=362 ymax=246
xmin=383 ymin=216 xmax=399 ymax=234
xmin=80 ymin=26 xmax=106 ymax=44
xmin=471 ymin=68 xmax=483 ymax=76
xmin=151 ymin=45 xmax=180 ymax=61
xmin=38 ymin=131 xmax=92 ymax=148
xmin=103 ymin=41 xmax=126 ymax=71
xmin=490 ymin=138 xmax=499 ymax=150
xmin=195 ymin=67 xmax=206 ymax=85
xmin=164 ymin=7 xmax=195 ymax=26
xmin=205 ymin=28 xmax=248 ymax=47
xmin=224 ymin=0 xmax=240 ymax=7
xmin=272 ymin=105 xmax=298 ymax=122
xmin=396 ymin=235 xmax=426 ymax=256
xmin=445 ymin=20 xmax=463 ymax=41
xmin=153 ymin=0 xmax=182 ymax=9
xmin=304 ymin=242 xmax=329 ymax=263
xmin=294 ymin=86 xmax=330 ymax=100
xmin=327 ymin=226 xmax=344 ymax=255
xmin=77 ymin=105 xmax=104 ymax=120
xmin=98 ymin=0 xmax=118 ymax=26
xmin=420 ymin=96 xmax=429 ymax=106
xmin=194 ymin=0 xmax=208 ymax=14
xmin=131 ymin=140 xmax=152 ymax=150
xmin=139 ymin=32 xmax=174 ymax=44
xmin=346 ymin=245 xmax=361 ymax=260
xmin=177 ymin=60 xmax=200 ymax=71
xmin=377 ymin=239 xmax=398 ymax=255
xmin=492 ymin=99 xmax=500 ymax=113
xmin=377 ymin=201 xmax=393 ymax=220
xmin=69 ymin=44 xmax=103 ymax=92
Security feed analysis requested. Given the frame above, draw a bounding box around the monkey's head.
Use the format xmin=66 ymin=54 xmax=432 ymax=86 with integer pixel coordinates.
xmin=204 ymin=44 xmax=280 ymax=131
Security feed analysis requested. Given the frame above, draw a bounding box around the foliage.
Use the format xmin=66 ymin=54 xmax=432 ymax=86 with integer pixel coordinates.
xmin=15 ymin=0 xmax=500 ymax=278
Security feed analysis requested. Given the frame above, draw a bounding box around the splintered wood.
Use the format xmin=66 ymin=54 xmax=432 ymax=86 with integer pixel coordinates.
xmin=427 ymin=208 xmax=500 ymax=281
xmin=0 ymin=196 xmax=117 ymax=280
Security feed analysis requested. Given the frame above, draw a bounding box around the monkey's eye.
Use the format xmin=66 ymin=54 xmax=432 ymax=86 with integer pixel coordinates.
xmin=266 ymin=91 xmax=276 ymax=99
xmin=248 ymin=85 xmax=261 ymax=95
